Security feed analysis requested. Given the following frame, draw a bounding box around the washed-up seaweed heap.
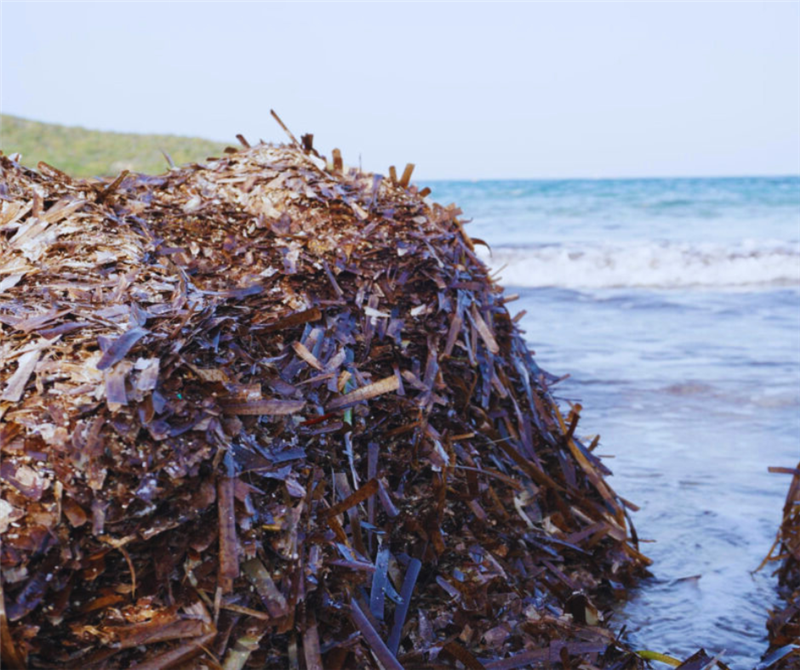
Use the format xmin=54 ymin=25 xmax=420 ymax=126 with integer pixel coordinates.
xmin=761 ymin=465 xmax=800 ymax=669
xmin=1 ymin=127 xmax=652 ymax=669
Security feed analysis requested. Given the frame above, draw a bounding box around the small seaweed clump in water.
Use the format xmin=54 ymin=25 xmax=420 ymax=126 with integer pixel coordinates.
xmin=1 ymin=117 xmax=720 ymax=668
xmin=759 ymin=465 xmax=800 ymax=668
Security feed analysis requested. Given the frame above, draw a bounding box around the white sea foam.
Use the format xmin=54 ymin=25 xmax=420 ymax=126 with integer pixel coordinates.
xmin=476 ymin=239 xmax=800 ymax=289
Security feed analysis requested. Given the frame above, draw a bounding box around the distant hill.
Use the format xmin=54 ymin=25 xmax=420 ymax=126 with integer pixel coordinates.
xmin=0 ymin=114 xmax=229 ymax=177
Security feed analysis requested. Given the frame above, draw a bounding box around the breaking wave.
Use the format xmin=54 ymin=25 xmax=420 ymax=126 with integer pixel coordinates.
xmin=476 ymin=239 xmax=800 ymax=290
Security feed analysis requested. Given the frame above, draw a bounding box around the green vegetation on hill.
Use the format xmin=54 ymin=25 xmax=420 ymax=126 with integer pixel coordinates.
xmin=0 ymin=114 xmax=228 ymax=178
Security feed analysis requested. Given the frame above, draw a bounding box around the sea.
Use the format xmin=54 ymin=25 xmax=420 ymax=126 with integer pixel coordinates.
xmin=427 ymin=177 xmax=800 ymax=669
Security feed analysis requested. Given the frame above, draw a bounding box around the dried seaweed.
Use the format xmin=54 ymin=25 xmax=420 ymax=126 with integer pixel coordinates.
xmin=1 ymin=127 xmax=655 ymax=668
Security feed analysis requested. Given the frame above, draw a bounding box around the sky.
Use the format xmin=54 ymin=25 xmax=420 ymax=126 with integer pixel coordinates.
xmin=1 ymin=2 xmax=799 ymax=180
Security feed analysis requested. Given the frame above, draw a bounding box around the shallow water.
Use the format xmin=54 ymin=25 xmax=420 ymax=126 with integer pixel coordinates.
xmin=514 ymin=286 xmax=799 ymax=666
xmin=429 ymin=177 xmax=800 ymax=668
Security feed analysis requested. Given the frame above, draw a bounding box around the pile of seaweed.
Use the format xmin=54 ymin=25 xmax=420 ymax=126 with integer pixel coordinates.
xmin=1 ymin=123 xmax=654 ymax=669
xmin=760 ymin=465 xmax=800 ymax=669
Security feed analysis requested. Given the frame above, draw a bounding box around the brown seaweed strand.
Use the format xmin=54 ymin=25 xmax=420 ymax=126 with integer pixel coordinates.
xmin=349 ymin=598 xmax=403 ymax=670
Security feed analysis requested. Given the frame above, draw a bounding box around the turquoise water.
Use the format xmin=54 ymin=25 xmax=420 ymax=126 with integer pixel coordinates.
xmin=427 ymin=177 xmax=800 ymax=668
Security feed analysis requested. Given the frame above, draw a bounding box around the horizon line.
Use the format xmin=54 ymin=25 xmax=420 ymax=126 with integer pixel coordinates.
xmin=421 ymin=173 xmax=800 ymax=183
xmin=2 ymin=112 xmax=799 ymax=184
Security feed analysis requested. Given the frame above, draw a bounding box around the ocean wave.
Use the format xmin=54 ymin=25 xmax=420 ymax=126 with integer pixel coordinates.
xmin=476 ymin=240 xmax=800 ymax=289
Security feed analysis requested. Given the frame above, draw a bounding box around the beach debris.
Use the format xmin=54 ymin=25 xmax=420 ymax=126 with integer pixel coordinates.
xmin=0 ymin=127 xmax=657 ymax=667
xmin=759 ymin=464 xmax=800 ymax=668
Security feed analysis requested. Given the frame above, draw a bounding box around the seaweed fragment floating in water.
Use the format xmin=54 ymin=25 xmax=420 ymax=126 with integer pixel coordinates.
xmin=0 ymin=120 xmax=709 ymax=668
xmin=758 ymin=464 xmax=800 ymax=668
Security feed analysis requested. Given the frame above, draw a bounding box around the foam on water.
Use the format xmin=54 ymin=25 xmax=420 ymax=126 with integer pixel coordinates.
xmin=478 ymin=240 xmax=800 ymax=289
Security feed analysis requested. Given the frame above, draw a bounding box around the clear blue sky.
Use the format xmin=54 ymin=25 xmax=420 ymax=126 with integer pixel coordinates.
xmin=2 ymin=2 xmax=799 ymax=179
